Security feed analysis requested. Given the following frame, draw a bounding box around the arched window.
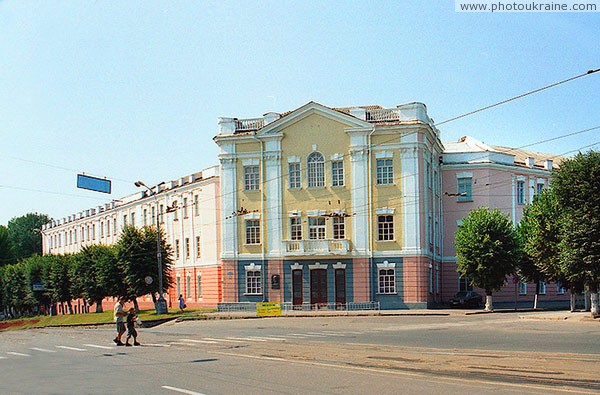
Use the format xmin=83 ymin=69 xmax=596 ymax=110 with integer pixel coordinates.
xmin=307 ymin=152 xmax=325 ymax=187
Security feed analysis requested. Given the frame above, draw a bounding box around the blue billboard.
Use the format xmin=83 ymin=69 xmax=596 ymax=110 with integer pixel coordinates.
xmin=77 ymin=174 xmax=111 ymax=194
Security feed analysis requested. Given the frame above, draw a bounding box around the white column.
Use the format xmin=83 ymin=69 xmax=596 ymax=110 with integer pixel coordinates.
xmin=351 ymin=147 xmax=369 ymax=254
xmin=401 ymin=147 xmax=420 ymax=253
xmin=264 ymin=139 xmax=283 ymax=256
xmin=219 ymin=155 xmax=238 ymax=259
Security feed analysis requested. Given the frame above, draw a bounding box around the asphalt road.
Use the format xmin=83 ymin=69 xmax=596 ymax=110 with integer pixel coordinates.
xmin=0 ymin=312 xmax=598 ymax=395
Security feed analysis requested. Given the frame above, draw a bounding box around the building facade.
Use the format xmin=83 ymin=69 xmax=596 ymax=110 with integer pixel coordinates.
xmin=441 ymin=136 xmax=567 ymax=308
xmin=214 ymin=101 xmax=444 ymax=309
xmin=41 ymin=166 xmax=222 ymax=309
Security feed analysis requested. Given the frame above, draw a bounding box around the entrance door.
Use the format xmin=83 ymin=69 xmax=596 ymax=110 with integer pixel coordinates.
xmin=310 ymin=269 xmax=328 ymax=306
xmin=292 ymin=270 xmax=303 ymax=307
xmin=335 ymin=269 xmax=346 ymax=307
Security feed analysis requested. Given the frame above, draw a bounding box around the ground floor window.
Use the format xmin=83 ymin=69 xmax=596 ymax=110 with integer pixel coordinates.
xmin=246 ymin=270 xmax=262 ymax=295
xmin=196 ymin=273 xmax=202 ymax=299
xmin=519 ymin=279 xmax=527 ymax=295
xmin=378 ymin=269 xmax=396 ymax=294
xmin=458 ymin=276 xmax=473 ymax=292
xmin=556 ymin=281 xmax=565 ymax=295
xmin=539 ymin=280 xmax=546 ymax=295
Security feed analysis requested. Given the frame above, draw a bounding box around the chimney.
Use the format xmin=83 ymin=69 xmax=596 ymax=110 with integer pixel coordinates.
xmin=217 ymin=117 xmax=236 ymax=135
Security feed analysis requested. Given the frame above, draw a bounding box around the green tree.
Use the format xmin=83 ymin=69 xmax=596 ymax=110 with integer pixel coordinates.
xmin=455 ymin=207 xmax=519 ymax=311
xmin=48 ymin=254 xmax=75 ymax=314
xmin=0 ymin=225 xmax=15 ymax=266
xmin=23 ymin=255 xmax=53 ymax=314
xmin=2 ymin=263 xmax=29 ymax=317
xmin=517 ymin=189 xmax=562 ymax=309
xmin=74 ymin=245 xmax=116 ymax=313
xmin=552 ymin=151 xmax=600 ymax=317
xmin=7 ymin=213 xmax=51 ymax=261
xmin=116 ymin=225 xmax=173 ymax=312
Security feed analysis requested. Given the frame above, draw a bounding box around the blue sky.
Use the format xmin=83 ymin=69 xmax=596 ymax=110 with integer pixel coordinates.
xmin=1 ymin=1 xmax=598 ymax=225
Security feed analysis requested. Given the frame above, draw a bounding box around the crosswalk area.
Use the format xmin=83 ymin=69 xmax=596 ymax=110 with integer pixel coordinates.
xmin=0 ymin=329 xmax=367 ymax=360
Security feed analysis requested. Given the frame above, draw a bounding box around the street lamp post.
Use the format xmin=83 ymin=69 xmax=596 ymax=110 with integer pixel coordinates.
xmin=135 ymin=181 xmax=168 ymax=314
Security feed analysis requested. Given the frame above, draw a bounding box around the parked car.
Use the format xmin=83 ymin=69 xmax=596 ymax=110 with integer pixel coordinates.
xmin=449 ymin=291 xmax=483 ymax=308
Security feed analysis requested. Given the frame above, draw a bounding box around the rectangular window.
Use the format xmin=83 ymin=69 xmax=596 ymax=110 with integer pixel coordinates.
xmin=81 ymin=227 xmax=85 ymax=242
xmin=175 ymin=239 xmax=180 ymax=259
xmin=106 ymin=221 xmax=110 ymax=236
xmin=519 ymin=279 xmax=527 ymax=295
xmin=130 ymin=212 xmax=135 ymax=226
xmin=173 ymin=201 xmax=178 ymax=220
xmin=333 ymin=217 xmax=345 ymax=239
xmin=194 ymin=195 xmax=199 ymax=216
xmin=176 ymin=277 xmax=181 ymax=298
xmin=152 ymin=206 xmax=156 ymax=224
xmin=376 ymin=159 xmax=393 ymax=185
xmin=100 ymin=222 xmax=104 ymax=238
xmin=185 ymin=237 xmax=190 ymax=258
xmin=196 ymin=236 xmax=201 ymax=258
xmin=143 ymin=209 xmax=147 ymax=226
xmin=186 ymin=275 xmax=191 ymax=298
xmin=245 ymin=220 xmax=260 ymax=244
xmin=308 ymin=217 xmax=326 ymax=240
xmin=159 ymin=204 xmax=164 ymax=223
xmin=457 ymin=177 xmax=473 ymax=201
xmin=539 ymin=280 xmax=546 ymax=295
xmin=92 ymin=224 xmax=96 ymax=240
xmin=517 ymin=180 xmax=525 ymax=204
xmin=556 ymin=281 xmax=565 ymax=295
xmin=246 ymin=270 xmax=262 ymax=294
xmin=378 ymin=269 xmax=396 ymax=294
xmin=244 ymin=165 xmax=260 ymax=191
xmin=536 ymin=182 xmax=544 ymax=195
xmin=73 ymin=229 xmax=77 ymax=243
xmin=290 ymin=217 xmax=302 ymax=240
xmin=123 ymin=215 xmax=127 ymax=227
xmin=196 ymin=273 xmax=202 ymax=298
xmin=183 ymin=197 xmax=188 ymax=218
xmin=113 ymin=218 xmax=117 ymax=235
xmin=377 ymin=215 xmax=394 ymax=241
xmin=332 ymin=161 xmax=344 ymax=187
xmin=458 ymin=276 xmax=473 ymax=292
xmin=288 ymin=163 xmax=301 ymax=189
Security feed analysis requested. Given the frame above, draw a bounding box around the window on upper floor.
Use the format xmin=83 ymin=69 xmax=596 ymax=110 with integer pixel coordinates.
xmin=307 ymin=152 xmax=325 ymax=188
xmin=517 ymin=180 xmax=525 ymax=205
xmin=290 ymin=217 xmax=302 ymax=240
xmin=143 ymin=209 xmax=148 ymax=226
xmin=457 ymin=177 xmax=473 ymax=202
xmin=376 ymin=159 xmax=393 ymax=185
xmin=183 ymin=197 xmax=188 ymax=218
xmin=194 ymin=195 xmax=200 ymax=216
xmin=175 ymin=239 xmax=180 ymax=259
xmin=288 ymin=163 xmax=301 ymax=189
xmin=536 ymin=182 xmax=545 ymax=195
xmin=196 ymin=236 xmax=201 ymax=258
xmin=333 ymin=216 xmax=345 ymax=239
xmin=377 ymin=215 xmax=394 ymax=241
xmin=332 ymin=160 xmax=344 ymax=187
xmin=185 ymin=237 xmax=190 ymax=259
xmin=245 ymin=220 xmax=260 ymax=244
xmin=308 ymin=217 xmax=326 ymax=240
xmin=172 ymin=201 xmax=178 ymax=220
xmin=244 ymin=165 xmax=260 ymax=191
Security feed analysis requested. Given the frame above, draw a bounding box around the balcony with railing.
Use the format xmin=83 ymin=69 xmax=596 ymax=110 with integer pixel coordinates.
xmin=235 ymin=118 xmax=265 ymax=131
xmin=282 ymin=239 xmax=350 ymax=255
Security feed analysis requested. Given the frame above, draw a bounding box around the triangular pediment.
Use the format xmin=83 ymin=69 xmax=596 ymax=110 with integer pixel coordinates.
xmin=256 ymin=101 xmax=372 ymax=136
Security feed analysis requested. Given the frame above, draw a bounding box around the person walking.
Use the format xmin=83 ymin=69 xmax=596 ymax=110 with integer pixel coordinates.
xmin=113 ymin=298 xmax=127 ymax=346
xmin=125 ymin=307 xmax=141 ymax=346
xmin=178 ymin=294 xmax=186 ymax=313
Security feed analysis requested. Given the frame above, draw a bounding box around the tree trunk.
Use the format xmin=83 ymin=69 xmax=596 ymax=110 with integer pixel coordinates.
xmin=67 ymin=301 xmax=73 ymax=314
xmin=95 ymin=300 xmax=104 ymax=313
xmin=533 ymin=280 xmax=540 ymax=310
xmin=570 ymin=290 xmax=576 ymax=312
xmin=484 ymin=291 xmax=493 ymax=312
xmin=590 ymin=284 xmax=599 ymax=318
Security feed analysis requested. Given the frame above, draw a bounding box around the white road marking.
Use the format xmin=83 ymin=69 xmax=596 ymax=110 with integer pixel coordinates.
xmin=0 ymin=356 xmax=6 ymax=359
xmin=227 ymin=337 xmax=267 ymax=342
xmin=179 ymin=339 xmax=218 ymax=344
xmin=291 ymin=333 xmax=325 ymax=337
xmin=315 ymin=331 xmax=346 ymax=336
xmin=56 ymin=346 xmax=86 ymax=352
xmin=246 ymin=336 xmax=287 ymax=341
xmin=144 ymin=343 xmax=170 ymax=347
xmin=162 ymin=385 xmax=206 ymax=395
xmin=203 ymin=337 xmax=245 ymax=343
xmin=83 ymin=344 xmax=114 ymax=350
xmin=31 ymin=347 xmax=57 ymax=353
xmin=7 ymin=352 xmax=31 ymax=357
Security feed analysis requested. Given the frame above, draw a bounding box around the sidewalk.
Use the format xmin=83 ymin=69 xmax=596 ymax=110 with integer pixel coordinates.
xmin=177 ymin=308 xmax=599 ymax=322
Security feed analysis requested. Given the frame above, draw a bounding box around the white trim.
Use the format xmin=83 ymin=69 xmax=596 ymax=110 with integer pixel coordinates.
xmin=376 ymin=207 xmax=395 ymax=215
xmin=288 ymin=210 xmax=302 ymax=217
xmin=291 ymin=262 xmax=303 ymax=270
xmin=330 ymin=153 xmax=344 ymax=161
xmin=244 ymin=263 xmax=262 ymax=271
xmin=244 ymin=213 xmax=260 ymax=220
xmin=332 ymin=262 xmax=346 ymax=270
xmin=375 ymin=150 xmax=393 ymax=159
xmin=376 ymin=260 xmax=396 ymax=269
xmin=307 ymin=210 xmax=326 ymax=217
xmin=456 ymin=172 xmax=473 ymax=179
xmin=287 ymin=156 xmax=301 ymax=163
xmin=242 ymin=158 xmax=260 ymax=166
xmin=308 ymin=262 xmax=328 ymax=270
xmin=516 ymin=175 xmax=526 ymax=181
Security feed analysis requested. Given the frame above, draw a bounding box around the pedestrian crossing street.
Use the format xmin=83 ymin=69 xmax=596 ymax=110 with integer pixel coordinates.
xmin=0 ymin=330 xmax=368 ymax=360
